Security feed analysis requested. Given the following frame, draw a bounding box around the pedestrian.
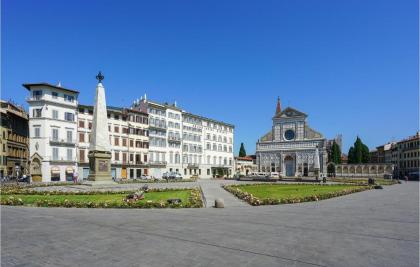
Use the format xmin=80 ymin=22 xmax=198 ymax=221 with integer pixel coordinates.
xmin=73 ymin=171 xmax=79 ymax=184
xmin=404 ymin=175 xmax=408 ymax=183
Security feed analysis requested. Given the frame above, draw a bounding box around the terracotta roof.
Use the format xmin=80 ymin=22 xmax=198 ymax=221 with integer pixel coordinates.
xmin=235 ymin=156 xmax=254 ymax=161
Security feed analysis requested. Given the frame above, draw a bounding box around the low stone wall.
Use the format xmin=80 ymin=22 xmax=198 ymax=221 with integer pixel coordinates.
xmin=333 ymin=163 xmax=394 ymax=178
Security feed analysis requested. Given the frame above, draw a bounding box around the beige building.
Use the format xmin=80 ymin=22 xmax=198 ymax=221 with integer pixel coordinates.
xmin=393 ymin=132 xmax=420 ymax=179
xmin=78 ymin=105 xmax=149 ymax=180
xmin=0 ymin=100 xmax=29 ymax=178
xmin=234 ymin=156 xmax=257 ymax=176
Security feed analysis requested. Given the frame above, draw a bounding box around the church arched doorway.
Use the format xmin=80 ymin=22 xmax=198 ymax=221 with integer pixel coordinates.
xmin=284 ymin=155 xmax=295 ymax=177
xmin=303 ymin=163 xmax=309 ymax=177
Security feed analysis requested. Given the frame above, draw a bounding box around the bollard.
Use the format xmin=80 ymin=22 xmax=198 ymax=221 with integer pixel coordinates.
xmin=215 ymin=198 xmax=224 ymax=208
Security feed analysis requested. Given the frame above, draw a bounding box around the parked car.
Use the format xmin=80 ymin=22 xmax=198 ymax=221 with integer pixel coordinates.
xmin=270 ymin=172 xmax=280 ymax=179
xmin=163 ymin=172 xmax=182 ymax=180
xmin=172 ymin=172 xmax=183 ymax=180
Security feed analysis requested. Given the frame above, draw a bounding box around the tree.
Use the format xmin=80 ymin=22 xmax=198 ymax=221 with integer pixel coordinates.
xmin=361 ymin=143 xmax=370 ymax=163
xmin=348 ymin=146 xmax=355 ymax=163
xmin=239 ymin=143 xmax=247 ymax=157
xmin=348 ymin=137 xmax=370 ymax=164
xmin=329 ymin=141 xmax=342 ymax=164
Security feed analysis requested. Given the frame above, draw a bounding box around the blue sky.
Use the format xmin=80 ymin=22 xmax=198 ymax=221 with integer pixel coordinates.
xmin=2 ymin=0 xmax=418 ymax=155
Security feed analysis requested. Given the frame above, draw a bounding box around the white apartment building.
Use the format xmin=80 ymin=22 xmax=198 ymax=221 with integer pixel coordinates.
xmin=24 ymin=83 xmax=79 ymax=182
xmin=202 ymin=117 xmax=234 ymax=178
xmin=133 ymin=98 xmax=234 ymax=179
xmin=78 ymin=105 xmax=149 ymax=180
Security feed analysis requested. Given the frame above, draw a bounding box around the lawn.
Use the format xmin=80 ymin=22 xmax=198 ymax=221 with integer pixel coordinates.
xmin=224 ymin=184 xmax=371 ymax=206
xmin=1 ymin=189 xmax=202 ymax=208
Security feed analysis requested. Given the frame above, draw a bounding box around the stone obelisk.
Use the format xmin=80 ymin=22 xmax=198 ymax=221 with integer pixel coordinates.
xmin=314 ymin=146 xmax=321 ymax=179
xmin=87 ymin=72 xmax=113 ymax=183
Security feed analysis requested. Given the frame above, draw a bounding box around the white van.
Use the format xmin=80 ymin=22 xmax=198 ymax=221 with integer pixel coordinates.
xmin=270 ymin=172 xmax=280 ymax=179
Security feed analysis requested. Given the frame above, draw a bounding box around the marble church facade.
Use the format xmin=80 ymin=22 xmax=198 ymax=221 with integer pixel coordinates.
xmin=256 ymin=98 xmax=327 ymax=177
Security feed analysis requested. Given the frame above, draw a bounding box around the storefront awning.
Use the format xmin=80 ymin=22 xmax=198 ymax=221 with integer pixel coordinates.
xmin=65 ymin=167 xmax=74 ymax=174
xmin=51 ymin=167 xmax=60 ymax=175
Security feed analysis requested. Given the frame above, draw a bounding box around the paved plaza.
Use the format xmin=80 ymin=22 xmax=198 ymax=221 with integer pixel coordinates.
xmin=1 ymin=181 xmax=419 ymax=267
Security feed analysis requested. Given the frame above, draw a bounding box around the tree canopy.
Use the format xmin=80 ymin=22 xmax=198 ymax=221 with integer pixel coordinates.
xmin=328 ymin=141 xmax=342 ymax=164
xmin=239 ymin=143 xmax=247 ymax=157
xmin=347 ymin=137 xmax=370 ymax=164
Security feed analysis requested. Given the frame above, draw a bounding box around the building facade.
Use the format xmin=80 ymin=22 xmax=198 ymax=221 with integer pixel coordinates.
xmin=256 ymin=98 xmax=327 ymax=177
xmin=77 ymin=105 xmax=149 ymax=180
xmin=369 ymin=142 xmax=396 ymax=164
xmin=0 ymin=100 xmax=29 ymax=178
xmin=24 ymin=83 xmax=79 ymax=182
xmin=393 ymin=132 xmax=420 ymax=178
xmin=133 ymin=96 xmax=234 ymax=179
xmin=25 ymin=83 xmax=234 ymax=181
xmin=234 ymin=156 xmax=258 ymax=176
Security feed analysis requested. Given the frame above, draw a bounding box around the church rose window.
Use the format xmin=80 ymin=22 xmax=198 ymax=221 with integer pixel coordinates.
xmin=284 ymin=129 xmax=295 ymax=140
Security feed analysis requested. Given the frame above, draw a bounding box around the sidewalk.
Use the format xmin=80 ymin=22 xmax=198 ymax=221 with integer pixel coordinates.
xmin=198 ymin=179 xmax=248 ymax=208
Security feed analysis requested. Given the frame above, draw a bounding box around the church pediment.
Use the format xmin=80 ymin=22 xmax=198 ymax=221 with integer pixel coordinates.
xmin=274 ymin=107 xmax=307 ymax=119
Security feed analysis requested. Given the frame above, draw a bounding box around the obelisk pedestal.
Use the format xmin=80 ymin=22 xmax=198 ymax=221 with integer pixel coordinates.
xmin=85 ymin=72 xmax=115 ymax=185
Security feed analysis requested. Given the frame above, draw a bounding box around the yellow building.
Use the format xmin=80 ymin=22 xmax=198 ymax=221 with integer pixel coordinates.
xmin=0 ymin=100 xmax=29 ymax=178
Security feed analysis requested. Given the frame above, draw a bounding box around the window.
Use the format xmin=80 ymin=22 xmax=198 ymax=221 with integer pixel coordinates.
xmin=33 ymin=90 xmax=42 ymax=99
xmin=144 ymin=154 xmax=147 ymax=162
xmin=79 ymin=149 xmax=85 ymax=162
xmin=52 ymin=92 xmax=58 ymax=99
xmin=52 ymin=110 xmax=58 ymax=119
xmin=34 ymin=127 xmax=40 ymax=138
xmin=114 ymin=151 xmax=119 ymax=161
xmin=79 ymin=132 xmax=85 ymax=142
xmin=66 ymin=131 xmax=73 ymax=142
xmin=114 ymin=137 xmax=119 ymax=146
xmin=64 ymin=112 xmax=74 ymax=121
xmin=88 ymin=122 xmax=92 ymax=129
xmin=52 ymin=147 xmax=59 ymax=160
xmin=52 ymin=129 xmax=59 ymax=141
xmin=114 ymin=126 xmax=119 ymax=133
xmin=79 ymin=120 xmax=85 ymax=128
xmin=64 ymin=94 xmax=74 ymax=102
xmin=33 ymin=109 xmax=42 ymax=118
xmin=67 ymin=149 xmax=73 ymax=161
xmin=122 ymin=138 xmax=127 ymax=146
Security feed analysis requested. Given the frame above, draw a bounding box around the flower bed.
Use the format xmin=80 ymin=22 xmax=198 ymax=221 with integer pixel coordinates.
xmin=223 ymin=183 xmax=372 ymax=206
xmin=328 ymin=178 xmax=398 ymax=186
xmin=116 ymin=178 xmax=197 ymax=184
xmin=1 ymin=187 xmax=203 ymax=209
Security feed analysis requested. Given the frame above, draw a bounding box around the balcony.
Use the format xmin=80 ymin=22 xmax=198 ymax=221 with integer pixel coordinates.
xmin=26 ymin=96 xmax=43 ymax=102
xmin=149 ymin=123 xmax=167 ymax=130
xmin=49 ymin=138 xmax=77 ymax=146
xmin=49 ymin=157 xmax=77 ymax=164
xmin=168 ymin=136 xmax=181 ymax=143
xmin=187 ymin=163 xmax=199 ymax=169
xmin=148 ymin=161 xmax=167 ymax=167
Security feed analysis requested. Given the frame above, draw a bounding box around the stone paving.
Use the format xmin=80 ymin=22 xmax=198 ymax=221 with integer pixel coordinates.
xmin=1 ymin=181 xmax=419 ymax=267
